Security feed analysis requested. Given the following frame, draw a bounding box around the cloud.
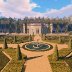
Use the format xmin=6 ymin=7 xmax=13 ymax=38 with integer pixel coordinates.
xmin=1 ymin=0 xmax=40 ymax=11
xmin=0 ymin=0 xmax=41 ymax=18
xmin=44 ymin=4 xmax=72 ymax=18
xmin=0 ymin=0 xmax=72 ymax=18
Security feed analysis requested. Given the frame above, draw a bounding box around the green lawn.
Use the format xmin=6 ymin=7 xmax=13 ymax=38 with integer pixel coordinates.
xmin=44 ymin=35 xmax=71 ymax=44
xmin=0 ymin=35 xmax=31 ymax=44
xmin=48 ymin=48 xmax=72 ymax=72
xmin=1 ymin=48 xmax=25 ymax=72
xmin=44 ymin=39 xmax=59 ymax=44
xmin=0 ymin=49 xmax=10 ymax=71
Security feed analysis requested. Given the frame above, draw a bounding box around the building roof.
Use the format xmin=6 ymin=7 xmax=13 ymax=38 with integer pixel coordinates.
xmin=23 ymin=23 xmax=42 ymax=26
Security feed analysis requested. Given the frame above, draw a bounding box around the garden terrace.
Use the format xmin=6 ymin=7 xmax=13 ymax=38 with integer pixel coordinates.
xmin=48 ymin=48 xmax=72 ymax=72
xmin=0 ymin=49 xmax=10 ymax=71
xmin=1 ymin=48 xmax=26 ymax=72
xmin=44 ymin=35 xmax=72 ymax=44
xmin=0 ymin=35 xmax=31 ymax=44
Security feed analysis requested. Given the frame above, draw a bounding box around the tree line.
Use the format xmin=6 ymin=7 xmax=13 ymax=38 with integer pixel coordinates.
xmin=0 ymin=16 xmax=72 ymax=33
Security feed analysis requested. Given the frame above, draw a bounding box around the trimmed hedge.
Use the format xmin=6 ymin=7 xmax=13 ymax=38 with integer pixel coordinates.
xmin=52 ymin=45 xmax=59 ymax=61
xmin=0 ymin=50 xmax=10 ymax=71
xmin=0 ymin=35 xmax=30 ymax=44
xmin=48 ymin=48 xmax=72 ymax=72
xmin=1 ymin=48 xmax=26 ymax=72
xmin=17 ymin=45 xmax=22 ymax=60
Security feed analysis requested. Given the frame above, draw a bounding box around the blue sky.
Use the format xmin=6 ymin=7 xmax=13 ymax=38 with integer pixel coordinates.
xmin=32 ymin=0 xmax=71 ymax=12
xmin=0 ymin=0 xmax=72 ymax=18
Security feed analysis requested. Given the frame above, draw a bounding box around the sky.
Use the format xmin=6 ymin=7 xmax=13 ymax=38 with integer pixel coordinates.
xmin=0 ymin=0 xmax=72 ymax=18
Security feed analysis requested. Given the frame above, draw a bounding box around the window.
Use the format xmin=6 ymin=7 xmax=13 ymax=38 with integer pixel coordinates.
xmin=36 ymin=28 xmax=39 ymax=34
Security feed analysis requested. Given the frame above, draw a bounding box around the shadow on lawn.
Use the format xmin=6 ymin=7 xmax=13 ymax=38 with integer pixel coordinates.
xmin=59 ymin=56 xmax=65 ymax=60
xmin=26 ymin=55 xmax=43 ymax=61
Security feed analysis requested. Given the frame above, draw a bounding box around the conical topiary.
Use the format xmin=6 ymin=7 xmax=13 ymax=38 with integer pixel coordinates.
xmin=68 ymin=39 xmax=72 ymax=49
xmin=28 ymin=35 xmax=32 ymax=42
xmin=58 ymin=36 xmax=62 ymax=44
xmin=32 ymin=33 xmax=34 ymax=40
xmin=17 ymin=44 xmax=22 ymax=60
xmin=53 ymin=45 xmax=59 ymax=61
xmin=14 ymin=36 xmax=16 ymax=43
xmin=42 ymin=34 xmax=46 ymax=40
xmin=3 ymin=38 xmax=8 ymax=49
xmin=21 ymin=64 xmax=25 ymax=72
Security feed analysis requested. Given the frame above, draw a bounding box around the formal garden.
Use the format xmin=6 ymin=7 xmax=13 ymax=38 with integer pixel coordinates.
xmin=0 ymin=35 xmax=33 ymax=72
xmin=0 ymin=34 xmax=72 ymax=72
xmin=42 ymin=34 xmax=72 ymax=72
xmin=0 ymin=49 xmax=10 ymax=71
xmin=0 ymin=35 xmax=33 ymax=44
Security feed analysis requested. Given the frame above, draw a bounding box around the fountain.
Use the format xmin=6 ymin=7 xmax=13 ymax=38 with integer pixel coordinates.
xmin=22 ymin=42 xmax=53 ymax=51
xmin=22 ymin=35 xmax=53 ymax=51
xmin=33 ymin=42 xmax=43 ymax=48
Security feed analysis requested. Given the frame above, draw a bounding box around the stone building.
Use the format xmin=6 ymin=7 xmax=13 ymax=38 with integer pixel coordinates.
xmin=23 ymin=23 xmax=49 ymax=35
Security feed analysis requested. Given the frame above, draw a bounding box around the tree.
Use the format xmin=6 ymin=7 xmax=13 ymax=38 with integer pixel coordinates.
xmin=16 ymin=19 xmax=21 ymax=33
xmin=62 ymin=21 xmax=68 ymax=33
xmin=48 ymin=24 xmax=51 ymax=33
xmin=64 ymin=24 xmax=68 ymax=33
xmin=53 ymin=45 xmax=59 ymax=61
xmin=17 ymin=45 xmax=22 ymax=60
xmin=56 ymin=23 xmax=60 ymax=33
xmin=3 ymin=38 xmax=8 ymax=49
xmin=68 ymin=38 xmax=72 ymax=49
xmin=24 ymin=17 xmax=28 ymax=34
xmin=9 ymin=17 xmax=14 ymax=33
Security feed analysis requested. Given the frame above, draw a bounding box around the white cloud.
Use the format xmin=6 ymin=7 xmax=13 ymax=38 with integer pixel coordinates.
xmin=1 ymin=0 xmax=40 ymax=11
xmin=0 ymin=0 xmax=41 ymax=18
xmin=44 ymin=4 xmax=72 ymax=18
xmin=0 ymin=0 xmax=72 ymax=18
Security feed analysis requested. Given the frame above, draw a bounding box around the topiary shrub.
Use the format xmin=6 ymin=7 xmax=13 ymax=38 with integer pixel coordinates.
xmin=53 ymin=45 xmax=59 ymax=61
xmin=32 ymin=34 xmax=35 ymax=41
xmin=3 ymin=38 xmax=8 ymax=49
xmin=28 ymin=35 xmax=32 ymax=42
xmin=24 ymin=55 xmax=27 ymax=60
xmin=42 ymin=34 xmax=46 ymax=40
xmin=21 ymin=64 xmax=26 ymax=72
xmin=14 ymin=35 xmax=16 ymax=43
xmin=17 ymin=44 xmax=22 ymax=60
xmin=58 ymin=36 xmax=62 ymax=44
xmin=68 ymin=38 xmax=72 ymax=49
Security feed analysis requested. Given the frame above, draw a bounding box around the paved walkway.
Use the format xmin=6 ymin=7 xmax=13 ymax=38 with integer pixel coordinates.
xmin=25 ymin=56 xmax=52 ymax=72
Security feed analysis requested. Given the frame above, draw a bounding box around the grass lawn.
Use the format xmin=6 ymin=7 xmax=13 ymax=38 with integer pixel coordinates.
xmin=1 ymin=48 xmax=26 ymax=72
xmin=44 ymin=39 xmax=59 ymax=44
xmin=0 ymin=35 xmax=31 ymax=44
xmin=44 ymin=35 xmax=71 ymax=44
xmin=0 ymin=49 xmax=10 ymax=71
xmin=48 ymin=48 xmax=72 ymax=72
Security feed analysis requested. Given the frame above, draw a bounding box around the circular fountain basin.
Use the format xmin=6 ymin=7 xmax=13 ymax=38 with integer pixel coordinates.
xmin=22 ymin=42 xmax=53 ymax=51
